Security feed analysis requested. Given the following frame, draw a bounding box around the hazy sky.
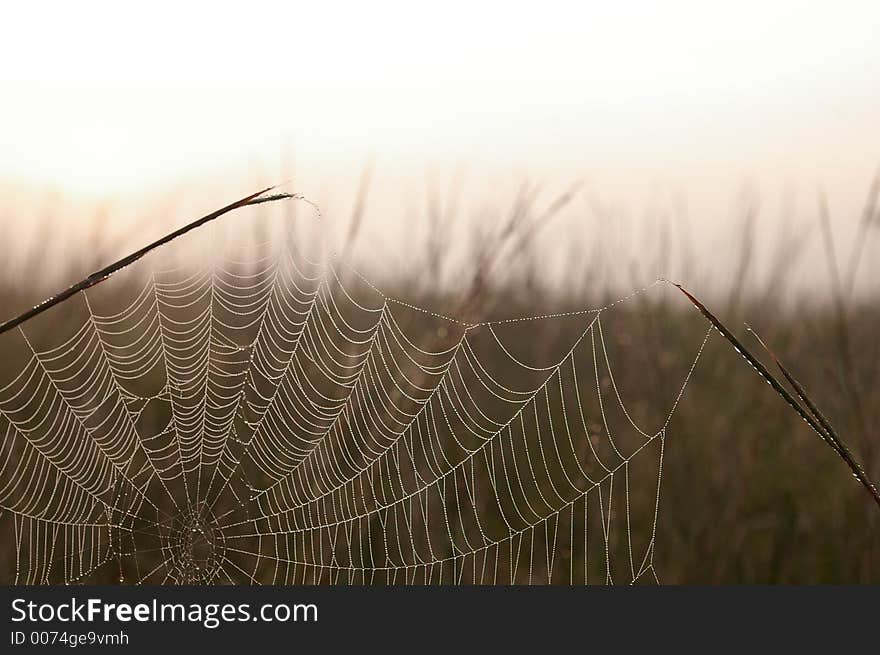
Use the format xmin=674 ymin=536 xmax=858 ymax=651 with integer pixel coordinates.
xmin=1 ymin=1 xmax=879 ymax=292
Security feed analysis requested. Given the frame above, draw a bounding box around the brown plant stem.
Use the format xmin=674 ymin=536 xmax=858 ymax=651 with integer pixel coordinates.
xmin=671 ymin=281 xmax=880 ymax=511
xmin=0 ymin=188 xmax=299 ymax=337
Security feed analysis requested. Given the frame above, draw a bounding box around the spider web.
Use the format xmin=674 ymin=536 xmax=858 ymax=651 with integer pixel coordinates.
xmin=0 ymin=202 xmax=710 ymax=585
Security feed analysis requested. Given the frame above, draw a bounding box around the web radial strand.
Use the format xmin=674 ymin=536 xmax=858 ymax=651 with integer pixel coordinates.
xmin=0 ymin=203 xmax=710 ymax=585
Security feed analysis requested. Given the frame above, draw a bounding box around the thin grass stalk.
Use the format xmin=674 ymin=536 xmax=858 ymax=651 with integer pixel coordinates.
xmin=672 ymin=281 xmax=880 ymax=510
xmin=0 ymin=188 xmax=301 ymax=337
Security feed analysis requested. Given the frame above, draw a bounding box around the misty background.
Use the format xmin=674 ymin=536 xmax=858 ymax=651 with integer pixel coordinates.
xmin=0 ymin=1 xmax=878 ymax=582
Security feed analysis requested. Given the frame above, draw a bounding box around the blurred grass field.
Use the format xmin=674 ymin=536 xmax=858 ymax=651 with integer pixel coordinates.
xmin=0 ymin=176 xmax=877 ymax=584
